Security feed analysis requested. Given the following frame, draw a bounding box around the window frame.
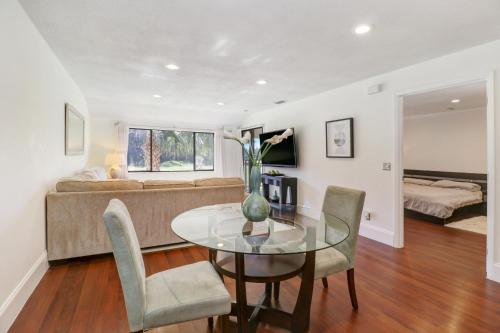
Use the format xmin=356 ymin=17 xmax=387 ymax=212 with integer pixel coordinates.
xmin=127 ymin=127 xmax=215 ymax=173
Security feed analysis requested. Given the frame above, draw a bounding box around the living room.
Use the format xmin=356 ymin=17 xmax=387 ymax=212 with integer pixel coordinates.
xmin=2 ymin=0 xmax=500 ymax=332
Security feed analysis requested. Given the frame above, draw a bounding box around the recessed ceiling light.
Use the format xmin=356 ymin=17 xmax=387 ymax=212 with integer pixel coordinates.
xmin=152 ymin=94 xmax=162 ymax=98
xmin=451 ymin=99 xmax=461 ymax=103
xmin=256 ymin=80 xmax=267 ymax=85
xmin=165 ymin=64 xmax=180 ymax=70
xmin=217 ymin=102 xmax=225 ymax=106
xmin=217 ymin=243 xmax=224 ymax=247
xmin=354 ymin=24 xmax=372 ymax=35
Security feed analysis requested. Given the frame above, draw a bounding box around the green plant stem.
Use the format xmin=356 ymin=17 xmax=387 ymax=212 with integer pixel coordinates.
xmin=227 ymin=137 xmax=276 ymax=167
xmin=259 ymin=142 xmax=273 ymax=160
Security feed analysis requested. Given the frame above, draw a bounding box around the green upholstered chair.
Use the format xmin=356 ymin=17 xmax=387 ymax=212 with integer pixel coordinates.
xmin=273 ymin=185 xmax=365 ymax=309
xmin=103 ymin=199 xmax=231 ymax=332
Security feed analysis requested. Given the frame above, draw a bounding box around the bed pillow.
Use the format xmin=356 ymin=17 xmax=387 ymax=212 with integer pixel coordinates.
xmin=403 ymin=178 xmax=434 ymax=186
xmin=431 ymin=180 xmax=481 ymax=191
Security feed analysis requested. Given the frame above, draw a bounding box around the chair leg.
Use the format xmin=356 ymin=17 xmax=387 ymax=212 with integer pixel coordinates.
xmin=322 ymin=277 xmax=329 ymax=288
xmin=220 ymin=314 xmax=229 ymax=333
xmin=347 ymin=268 xmax=358 ymax=310
xmin=273 ymin=281 xmax=280 ymax=300
xmin=208 ymin=316 xmax=214 ymax=330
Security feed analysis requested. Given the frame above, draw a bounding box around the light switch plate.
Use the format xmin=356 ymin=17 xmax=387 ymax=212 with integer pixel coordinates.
xmin=382 ymin=162 xmax=391 ymax=171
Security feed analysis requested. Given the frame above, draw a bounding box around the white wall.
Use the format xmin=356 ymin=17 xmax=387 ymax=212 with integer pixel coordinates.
xmin=0 ymin=0 xmax=89 ymax=330
xmin=404 ymin=108 xmax=487 ymax=173
xmin=243 ymin=39 xmax=500 ymax=281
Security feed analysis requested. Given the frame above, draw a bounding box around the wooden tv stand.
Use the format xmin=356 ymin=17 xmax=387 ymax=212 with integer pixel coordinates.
xmin=261 ymin=174 xmax=297 ymax=206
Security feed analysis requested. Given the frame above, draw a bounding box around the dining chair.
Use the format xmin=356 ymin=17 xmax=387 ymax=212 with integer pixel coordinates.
xmin=274 ymin=185 xmax=365 ymax=309
xmin=315 ymin=185 xmax=365 ymax=309
xmin=103 ymin=199 xmax=231 ymax=332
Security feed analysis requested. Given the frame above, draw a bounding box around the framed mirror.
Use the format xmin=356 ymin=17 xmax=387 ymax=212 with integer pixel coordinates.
xmin=65 ymin=103 xmax=85 ymax=155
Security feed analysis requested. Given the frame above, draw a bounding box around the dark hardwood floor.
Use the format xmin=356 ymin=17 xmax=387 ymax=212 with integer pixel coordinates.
xmin=9 ymin=218 xmax=500 ymax=333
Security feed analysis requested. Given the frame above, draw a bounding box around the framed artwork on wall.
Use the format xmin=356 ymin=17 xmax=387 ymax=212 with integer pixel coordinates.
xmin=325 ymin=117 xmax=354 ymax=158
xmin=65 ymin=103 xmax=85 ymax=155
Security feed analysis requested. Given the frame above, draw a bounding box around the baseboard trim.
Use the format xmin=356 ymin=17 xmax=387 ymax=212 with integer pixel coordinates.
xmin=141 ymin=242 xmax=193 ymax=253
xmin=359 ymin=222 xmax=394 ymax=246
xmin=487 ymin=262 xmax=500 ymax=283
xmin=0 ymin=251 xmax=49 ymax=332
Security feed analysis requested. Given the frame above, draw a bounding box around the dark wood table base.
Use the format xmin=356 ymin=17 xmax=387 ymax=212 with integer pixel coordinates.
xmin=210 ymin=250 xmax=316 ymax=333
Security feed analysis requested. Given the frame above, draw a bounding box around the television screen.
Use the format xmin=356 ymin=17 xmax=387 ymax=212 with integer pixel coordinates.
xmin=260 ymin=129 xmax=297 ymax=167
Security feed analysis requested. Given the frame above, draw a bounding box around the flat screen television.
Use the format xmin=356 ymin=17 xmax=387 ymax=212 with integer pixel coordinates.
xmin=260 ymin=129 xmax=297 ymax=167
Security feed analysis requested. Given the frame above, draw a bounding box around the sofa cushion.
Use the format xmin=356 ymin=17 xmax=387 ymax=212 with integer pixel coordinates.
xmin=143 ymin=180 xmax=194 ymax=190
xmin=76 ymin=169 xmax=100 ymax=180
xmin=56 ymin=179 xmax=143 ymax=192
xmin=194 ymin=177 xmax=244 ymax=187
xmin=90 ymin=166 xmax=108 ymax=180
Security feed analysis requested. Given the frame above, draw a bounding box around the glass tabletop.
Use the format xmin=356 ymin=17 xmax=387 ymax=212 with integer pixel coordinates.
xmin=171 ymin=203 xmax=350 ymax=255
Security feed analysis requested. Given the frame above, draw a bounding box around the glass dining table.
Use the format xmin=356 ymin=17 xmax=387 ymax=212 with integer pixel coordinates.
xmin=171 ymin=203 xmax=350 ymax=333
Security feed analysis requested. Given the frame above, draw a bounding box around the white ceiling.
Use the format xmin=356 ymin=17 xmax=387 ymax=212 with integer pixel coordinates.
xmin=403 ymin=82 xmax=487 ymax=117
xmin=19 ymin=0 xmax=500 ymax=125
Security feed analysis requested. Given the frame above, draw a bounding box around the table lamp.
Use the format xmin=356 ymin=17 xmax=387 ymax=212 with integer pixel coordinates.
xmin=105 ymin=152 xmax=125 ymax=179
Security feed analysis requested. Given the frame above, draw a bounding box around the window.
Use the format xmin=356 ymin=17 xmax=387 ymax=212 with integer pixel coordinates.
xmin=152 ymin=130 xmax=194 ymax=171
xmin=127 ymin=128 xmax=151 ymax=171
xmin=127 ymin=128 xmax=214 ymax=172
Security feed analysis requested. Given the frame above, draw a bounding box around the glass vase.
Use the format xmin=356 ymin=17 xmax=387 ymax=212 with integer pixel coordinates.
xmin=241 ymin=165 xmax=270 ymax=222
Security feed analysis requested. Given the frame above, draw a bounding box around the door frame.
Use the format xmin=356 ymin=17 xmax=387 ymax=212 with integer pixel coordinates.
xmin=393 ymin=72 xmax=496 ymax=280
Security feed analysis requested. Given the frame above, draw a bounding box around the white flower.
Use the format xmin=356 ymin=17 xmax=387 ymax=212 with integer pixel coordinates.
xmin=264 ymin=128 xmax=293 ymax=145
xmin=264 ymin=135 xmax=284 ymax=145
xmin=240 ymin=131 xmax=251 ymax=144
xmin=224 ymin=130 xmax=251 ymax=145
xmin=279 ymin=128 xmax=293 ymax=139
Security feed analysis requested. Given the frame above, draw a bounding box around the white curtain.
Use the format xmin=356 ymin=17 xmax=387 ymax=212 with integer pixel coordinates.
xmin=114 ymin=122 xmax=129 ymax=179
xmin=215 ymin=129 xmax=225 ymax=177
xmin=221 ymin=126 xmax=244 ymax=178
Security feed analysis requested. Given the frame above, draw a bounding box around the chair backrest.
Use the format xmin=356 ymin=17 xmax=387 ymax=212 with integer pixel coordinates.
xmin=103 ymin=199 xmax=146 ymax=332
xmin=322 ymin=185 xmax=366 ymax=268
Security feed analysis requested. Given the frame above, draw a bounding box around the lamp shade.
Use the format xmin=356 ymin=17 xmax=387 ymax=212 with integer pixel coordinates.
xmin=105 ymin=152 xmax=125 ymax=166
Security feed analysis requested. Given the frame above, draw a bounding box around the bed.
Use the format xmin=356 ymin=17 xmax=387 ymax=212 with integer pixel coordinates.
xmin=403 ymin=169 xmax=487 ymax=224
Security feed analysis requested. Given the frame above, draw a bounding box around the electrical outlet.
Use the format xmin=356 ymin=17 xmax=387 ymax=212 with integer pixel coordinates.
xmin=382 ymin=162 xmax=391 ymax=171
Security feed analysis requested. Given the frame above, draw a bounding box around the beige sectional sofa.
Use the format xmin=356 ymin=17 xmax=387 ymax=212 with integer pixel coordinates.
xmin=47 ymin=172 xmax=244 ymax=261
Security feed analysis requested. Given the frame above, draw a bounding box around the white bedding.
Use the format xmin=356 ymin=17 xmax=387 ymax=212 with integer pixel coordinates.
xmin=404 ymin=183 xmax=483 ymax=219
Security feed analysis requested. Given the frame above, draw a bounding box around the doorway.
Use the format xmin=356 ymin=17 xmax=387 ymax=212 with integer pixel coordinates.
xmin=394 ymin=75 xmax=496 ymax=280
